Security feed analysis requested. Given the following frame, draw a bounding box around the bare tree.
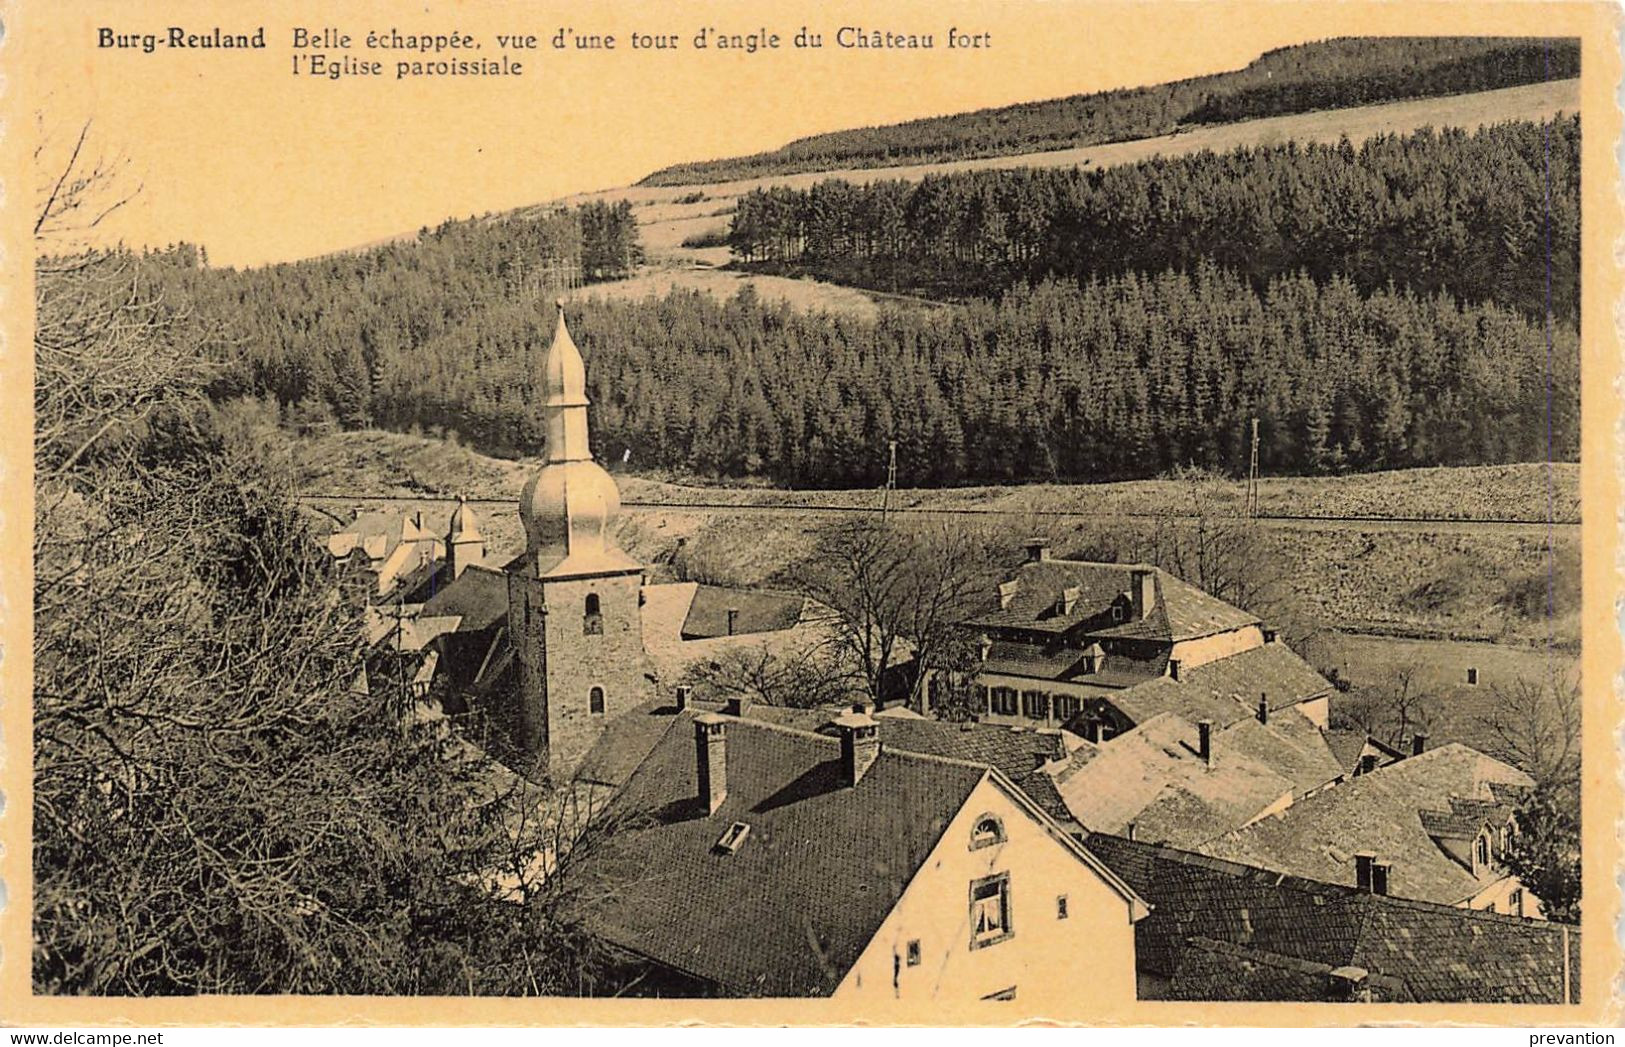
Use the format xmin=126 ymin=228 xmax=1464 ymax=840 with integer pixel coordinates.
xmin=1136 ymin=464 xmax=1326 ymax=656
xmin=1476 ymin=669 xmax=1581 ymax=789
xmin=1333 ymin=663 xmax=1441 ymax=749
xmin=680 ymin=640 xmax=857 ymax=709
xmin=797 ymin=516 xmax=997 ymax=707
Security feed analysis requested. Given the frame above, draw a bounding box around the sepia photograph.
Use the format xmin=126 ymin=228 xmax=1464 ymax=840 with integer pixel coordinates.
xmin=4 ymin=0 xmax=1621 ymax=1031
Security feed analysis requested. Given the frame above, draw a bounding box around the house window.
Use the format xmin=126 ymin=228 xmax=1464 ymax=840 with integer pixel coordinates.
xmin=1021 ymin=690 xmax=1048 ymax=721
xmin=970 ymin=814 xmax=1006 ymax=850
xmin=969 ymin=873 xmax=1013 ymax=949
xmin=1056 ymin=895 xmax=1069 ymax=920
xmin=1476 ymin=834 xmax=1490 ymax=869
xmin=974 ymin=684 xmax=990 ymax=713
xmin=905 ymin=940 xmax=921 ymax=967
xmin=1111 ymin=605 xmax=1125 ymax=622
xmin=589 ymin=685 xmax=606 ymax=715
xmin=584 ymin=592 xmax=603 ymax=635
xmin=990 ymin=687 xmax=1018 ymax=717
xmin=1052 ymin=695 xmax=1080 ymax=722
xmin=1466 ymin=667 xmax=1479 ymax=686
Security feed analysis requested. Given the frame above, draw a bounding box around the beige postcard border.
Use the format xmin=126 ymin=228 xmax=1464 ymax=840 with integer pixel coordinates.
xmin=0 ymin=0 xmax=1620 ymax=1027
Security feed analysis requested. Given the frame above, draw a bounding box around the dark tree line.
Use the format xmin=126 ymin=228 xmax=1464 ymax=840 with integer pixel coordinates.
xmin=641 ymin=37 xmax=1578 ymax=185
xmin=127 ymin=201 xmax=639 ymax=454
xmin=567 ymin=271 xmax=1573 ymax=487
xmin=728 ymin=116 xmax=1581 ymax=324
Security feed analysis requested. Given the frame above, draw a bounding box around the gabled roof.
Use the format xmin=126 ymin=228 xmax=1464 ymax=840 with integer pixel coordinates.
xmin=327 ymin=510 xmax=435 ymax=561
xmin=568 ymin=712 xmax=989 ymax=996
xmin=1050 ymin=713 xmax=1300 ymax=849
xmin=1199 ymin=743 xmax=1535 ymax=906
xmin=1083 ymin=834 xmax=1579 ymax=1004
xmin=1165 ymin=937 xmax=1413 ymax=1002
xmin=1106 ymin=644 xmax=1333 ymax=728
xmin=680 ymin=585 xmax=804 ymax=640
xmin=569 ymin=711 xmax=1142 ymax=995
xmin=420 ymin=564 xmax=510 ymax=634
xmin=966 ymin=560 xmax=1259 ymax=643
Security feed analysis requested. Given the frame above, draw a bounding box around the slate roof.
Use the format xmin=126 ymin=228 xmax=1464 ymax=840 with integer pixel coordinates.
xmin=567 ymin=712 xmax=990 ymax=996
xmin=1083 ymin=834 xmax=1579 ymax=1004
xmin=1200 ymin=743 xmax=1534 ymax=906
xmin=1165 ymin=937 xmax=1413 ymax=1002
xmin=680 ymin=586 xmax=804 ymax=640
xmin=658 ymin=702 xmax=1080 ymax=822
xmin=1106 ymin=644 xmax=1333 ymax=729
xmin=981 ymin=640 xmax=1091 ymax=680
xmin=573 ymin=696 xmax=688 ymax=788
xmin=1050 ymin=713 xmax=1301 ymax=849
xmin=420 ymin=564 xmax=510 ymax=634
xmin=968 ymin=560 xmax=1260 ymax=643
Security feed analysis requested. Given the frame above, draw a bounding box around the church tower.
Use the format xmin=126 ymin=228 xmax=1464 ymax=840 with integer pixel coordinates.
xmin=506 ymin=303 xmax=648 ymax=780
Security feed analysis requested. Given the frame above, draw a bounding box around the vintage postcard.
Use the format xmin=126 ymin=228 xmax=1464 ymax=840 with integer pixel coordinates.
xmin=1 ymin=0 xmax=1620 ymax=1030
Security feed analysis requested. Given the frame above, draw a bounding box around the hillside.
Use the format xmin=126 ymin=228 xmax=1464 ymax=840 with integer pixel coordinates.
xmin=552 ymin=77 xmax=1576 ymax=317
xmin=292 ymin=430 xmax=1580 ymax=649
xmin=637 ymin=37 xmax=1579 ymax=185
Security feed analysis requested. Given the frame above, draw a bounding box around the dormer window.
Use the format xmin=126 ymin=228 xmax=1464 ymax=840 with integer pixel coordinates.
xmin=970 ymin=814 xmax=1006 ymax=850
xmin=584 ymin=592 xmax=603 ymax=635
xmin=1111 ymin=604 xmax=1125 ymax=623
xmin=1476 ymin=833 xmax=1490 ymax=869
xmin=715 ymin=822 xmax=751 ymax=854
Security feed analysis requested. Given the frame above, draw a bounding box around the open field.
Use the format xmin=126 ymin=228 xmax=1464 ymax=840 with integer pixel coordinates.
xmin=1325 ymin=631 xmax=1579 ymax=764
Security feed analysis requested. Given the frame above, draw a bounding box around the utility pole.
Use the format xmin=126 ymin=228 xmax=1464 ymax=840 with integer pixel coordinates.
xmin=1247 ymin=417 xmax=1260 ymax=520
xmin=881 ymin=439 xmax=898 ymax=521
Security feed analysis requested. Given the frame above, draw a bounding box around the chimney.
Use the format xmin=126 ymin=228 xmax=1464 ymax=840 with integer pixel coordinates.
xmin=694 ymin=714 xmax=728 ymax=814
xmin=978 ymin=635 xmax=994 ymax=662
xmin=1130 ymin=568 xmax=1155 ymax=620
xmin=1326 ymin=966 xmax=1372 ymax=1003
xmin=1197 ymin=720 xmax=1214 ymax=767
xmin=1371 ymin=861 xmax=1390 ymax=896
xmin=1025 ymin=538 xmax=1050 ymax=563
xmin=674 ymin=685 xmax=691 ymax=711
xmin=1126 ymin=822 xmax=1137 ymax=842
xmin=1257 ymin=694 xmax=1269 ymax=725
xmin=1168 ymin=659 xmax=1181 ymax=681
xmin=1354 ymin=852 xmax=1374 ymax=892
xmin=413 ymin=509 xmax=424 ymax=530
xmin=997 ymin=580 xmax=1019 ymax=610
xmin=1086 ymin=718 xmax=1102 ymax=744
xmin=726 ymin=607 xmax=739 ymax=636
xmin=834 ymin=710 xmax=881 ymax=787
xmin=1411 ymin=732 xmax=1428 ymax=757
xmin=1358 ymin=753 xmax=1377 ymax=776
xmin=724 ymin=696 xmax=751 ymax=718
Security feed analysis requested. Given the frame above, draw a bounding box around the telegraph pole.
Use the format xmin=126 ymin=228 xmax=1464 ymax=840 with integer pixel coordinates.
xmin=1247 ymin=417 xmax=1260 ymax=519
xmin=881 ymin=439 xmax=898 ymax=520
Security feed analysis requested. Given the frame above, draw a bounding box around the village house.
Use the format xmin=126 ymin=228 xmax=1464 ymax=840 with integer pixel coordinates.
xmin=1041 ymin=704 xmax=1346 ymax=850
xmin=1198 ymin=741 xmax=1542 ymax=916
xmin=565 ymin=705 xmax=1148 ymax=999
xmin=953 ymin=543 xmax=1333 ymax=737
xmin=1082 ymin=833 xmax=1578 ymax=1003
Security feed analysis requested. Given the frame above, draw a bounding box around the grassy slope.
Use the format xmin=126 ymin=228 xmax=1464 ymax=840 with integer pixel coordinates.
xmin=293 ymin=430 xmax=1580 ymax=646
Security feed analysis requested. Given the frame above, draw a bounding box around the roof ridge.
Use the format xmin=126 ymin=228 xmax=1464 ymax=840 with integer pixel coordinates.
xmin=1095 ymin=833 xmax=1579 ymax=934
